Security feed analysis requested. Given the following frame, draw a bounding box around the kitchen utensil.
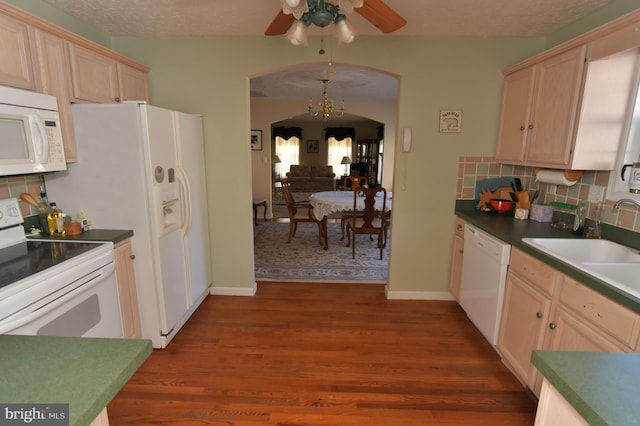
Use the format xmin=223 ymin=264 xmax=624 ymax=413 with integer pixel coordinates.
xmin=509 ymin=192 xmax=519 ymax=203
xmin=511 ymin=182 xmax=517 ymax=192
xmin=488 ymin=198 xmax=514 ymax=212
xmin=531 ymin=190 xmax=540 ymax=204
xmin=20 ymin=193 xmax=42 ymax=209
xmin=514 ymin=178 xmax=522 ymax=191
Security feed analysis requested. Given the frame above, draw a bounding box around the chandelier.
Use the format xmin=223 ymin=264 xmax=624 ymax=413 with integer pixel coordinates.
xmin=283 ymin=0 xmax=360 ymax=47
xmin=308 ymin=79 xmax=345 ymax=120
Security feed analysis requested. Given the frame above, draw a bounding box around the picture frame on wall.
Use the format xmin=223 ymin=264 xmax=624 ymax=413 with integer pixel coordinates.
xmin=251 ymin=130 xmax=262 ymax=151
xmin=307 ymin=140 xmax=319 ymax=154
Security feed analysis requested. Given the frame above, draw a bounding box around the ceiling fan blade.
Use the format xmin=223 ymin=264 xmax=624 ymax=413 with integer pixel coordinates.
xmin=356 ymin=0 xmax=406 ymax=34
xmin=265 ymin=10 xmax=295 ymax=35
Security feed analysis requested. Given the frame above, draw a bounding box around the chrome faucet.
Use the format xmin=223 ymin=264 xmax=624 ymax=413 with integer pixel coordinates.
xmin=613 ymin=198 xmax=640 ymax=209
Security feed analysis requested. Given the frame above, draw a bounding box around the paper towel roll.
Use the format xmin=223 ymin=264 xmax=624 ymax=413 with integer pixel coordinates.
xmin=535 ymin=169 xmax=578 ymax=186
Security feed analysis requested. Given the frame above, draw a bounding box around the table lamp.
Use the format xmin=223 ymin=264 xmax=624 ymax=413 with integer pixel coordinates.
xmin=340 ymin=156 xmax=351 ymax=176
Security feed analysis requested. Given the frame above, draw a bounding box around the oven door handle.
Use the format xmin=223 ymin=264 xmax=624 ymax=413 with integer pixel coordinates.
xmin=0 ymin=263 xmax=115 ymax=334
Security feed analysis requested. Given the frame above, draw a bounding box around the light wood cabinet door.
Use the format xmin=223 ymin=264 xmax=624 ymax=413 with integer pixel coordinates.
xmin=68 ymin=42 xmax=120 ymax=103
xmin=33 ymin=28 xmax=77 ymax=162
xmin=449 ymin=217 xmax=467 ymax=301
xmin=114 ymin=239 xmax=141 ymax=339
xmin=117 ymin=63 xmax=149 ymax=102
xmin=449 ymin=234 xmax=464 ymax=301
xmin=526 ymin=45 xmax=587 ymax=166
xmin=495 ymin=66 xmax=535 ymax=163
xmin=0 ymin=13 xmax=37 ymax=90
xmin=497 ymin=272 xmax=552 ymax=390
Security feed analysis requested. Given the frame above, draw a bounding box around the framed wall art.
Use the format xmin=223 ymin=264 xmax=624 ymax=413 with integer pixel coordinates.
xmin=307 ymin=140 xmax=319 ymax=154
xmin=251 ymin=130 xmax=262 ymax=151
xmin=439 ymin=110 xmax=462 ymax=133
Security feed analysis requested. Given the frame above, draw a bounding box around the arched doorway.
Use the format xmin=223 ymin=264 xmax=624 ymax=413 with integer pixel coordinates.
xmin=250 ymin=63 xmax=399 ymax=282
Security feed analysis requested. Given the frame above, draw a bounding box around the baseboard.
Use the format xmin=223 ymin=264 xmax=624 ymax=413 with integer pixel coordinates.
xmin=209 ymin=283 xmax=257 ymax=296
xmin=385 ymin=287 xmax=456 ymax=301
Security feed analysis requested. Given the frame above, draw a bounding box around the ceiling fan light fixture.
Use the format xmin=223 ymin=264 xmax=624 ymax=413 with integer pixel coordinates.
xmin=281 ymin=0 xmax=309 ymax=20
xmin=335 ymin=17 xmax=357 ymax=45
xmin=286 ymin=20 xmax=309 ymax=46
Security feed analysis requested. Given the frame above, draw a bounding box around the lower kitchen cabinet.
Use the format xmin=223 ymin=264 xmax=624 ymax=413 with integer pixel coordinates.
xmin=498 ymin=247 xmax=640 ymax=396
xmin=497 ymin=272 xmax=552 ymax=390
xmin=114 ymin=238 xmax=141 ymax=339
xmin=448 ymin=217 xmax=466 ymax=301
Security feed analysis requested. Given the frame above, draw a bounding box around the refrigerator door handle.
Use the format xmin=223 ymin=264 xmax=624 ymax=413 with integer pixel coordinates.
xmin=177 ymin=168 xmax=192 ymax=237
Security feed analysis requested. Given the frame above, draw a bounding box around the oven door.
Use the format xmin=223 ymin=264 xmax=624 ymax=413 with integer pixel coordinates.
xmin=0 ymin=262 xmax=123 ymax=338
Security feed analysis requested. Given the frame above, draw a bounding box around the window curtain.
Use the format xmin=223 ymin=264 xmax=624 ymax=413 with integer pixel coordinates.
xmin=273 ymin=127 xmax=302 ymax=178
xmin=275 ymin=136 xmax=299 ymax=178
xmin=328 ymin=137 xmax=352 ymax=177
xmin=325 ymin=127 xmax=355 ymax=141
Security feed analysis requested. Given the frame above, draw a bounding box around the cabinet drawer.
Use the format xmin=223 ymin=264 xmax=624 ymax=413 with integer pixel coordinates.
xmin=509 ymin=248 xmax=558 ymax=296
xmin=453 ymin=217 xmax=466 ymax=238
xmin=560 ymin=276 xmax=640 ymax=350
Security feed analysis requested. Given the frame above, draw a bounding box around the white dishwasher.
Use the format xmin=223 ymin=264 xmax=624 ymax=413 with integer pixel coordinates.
xmin=459 ymin=224 xmax=511 ymax=346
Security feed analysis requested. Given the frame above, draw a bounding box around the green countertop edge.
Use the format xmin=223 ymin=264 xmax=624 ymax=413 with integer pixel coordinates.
xmin=27 ymin=229 xmax=134 ymax=244
xmin=454 ymin=200 xmax=640 ymax=313
xmin=532 ymin=351 xmax=640 ymax=426
xmin=0 ymin=335 xmax=152 ymax=426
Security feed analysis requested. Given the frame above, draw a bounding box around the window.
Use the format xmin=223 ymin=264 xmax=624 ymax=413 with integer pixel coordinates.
xmin=328 ymin=136 xmax=352 ymax=176
xmin=274 ymin=136 xmax=299 ymax=179
xmin=607 ymin=48 xmax=640 ymax=201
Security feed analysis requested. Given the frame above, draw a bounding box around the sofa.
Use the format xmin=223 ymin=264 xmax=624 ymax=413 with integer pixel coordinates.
xmin=286 ymin=165 xmax=336 ymax=192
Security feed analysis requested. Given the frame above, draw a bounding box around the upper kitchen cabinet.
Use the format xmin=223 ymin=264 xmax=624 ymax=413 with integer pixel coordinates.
xmin=0 ymin=13 xmax=38 ymax=90
xmin=117 ymin=63 xmax=150 ymax=103
xmin=68 ymin=43 xmax=119 ymax=103
xmin=496 ymin=11 xmax=640 ymax=171
xmin=496 ymin=46 xmax=587 ymax=168
xmin=68 ymin=43 xmax=149 ymax=104
xmin=33 ymin=29 xmax=77 ymax=162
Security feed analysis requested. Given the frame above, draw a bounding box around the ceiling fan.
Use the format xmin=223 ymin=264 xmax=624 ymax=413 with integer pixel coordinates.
xmin=265 ymin=0 xmax=406 ymax=40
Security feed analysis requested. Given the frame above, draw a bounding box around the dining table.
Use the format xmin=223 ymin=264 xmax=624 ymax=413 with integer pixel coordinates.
xmin=309 ymin=190 xmax=392 ymax=250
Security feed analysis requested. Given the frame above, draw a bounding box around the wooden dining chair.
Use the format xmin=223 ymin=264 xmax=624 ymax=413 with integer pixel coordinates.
xmin=340 ymin=175 xmax=369 ymax=241
xmin=281 ymin=179 xmax=323 ymax=245
xmin=345 ymin=186 xmax=387 ymax=259
xmin=342 ymin=175 xmax=368 ymax=191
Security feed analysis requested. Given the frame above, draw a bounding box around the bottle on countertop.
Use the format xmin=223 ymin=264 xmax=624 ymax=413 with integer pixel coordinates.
xmin=47 ymin=202 xmax=65 ymax=237
xmin=572 ymin=200 xmax=587 ymax=235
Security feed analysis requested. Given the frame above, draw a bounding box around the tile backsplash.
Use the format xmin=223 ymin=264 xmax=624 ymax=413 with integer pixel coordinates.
xmin=456 ymin=156 xmax=640 ymax=233
xmin=0 ymin=175 xmax=44 ymax=219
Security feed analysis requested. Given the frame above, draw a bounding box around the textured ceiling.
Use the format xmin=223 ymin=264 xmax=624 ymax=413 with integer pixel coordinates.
xmin=40 ymin=0 xmax=615 ymax=102
xmin=43 ymin=0 xmax=614 ymax=37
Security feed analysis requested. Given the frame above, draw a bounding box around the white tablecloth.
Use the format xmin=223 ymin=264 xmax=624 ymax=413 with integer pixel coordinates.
xmin=309 ymin=191 xmax=392 ymax=221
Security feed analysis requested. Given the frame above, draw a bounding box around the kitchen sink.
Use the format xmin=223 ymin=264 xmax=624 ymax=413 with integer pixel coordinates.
xmin=521 ymin=238 xmax=640 ymax=299
xmin=522 ymin=238 xmax=640 ymax=263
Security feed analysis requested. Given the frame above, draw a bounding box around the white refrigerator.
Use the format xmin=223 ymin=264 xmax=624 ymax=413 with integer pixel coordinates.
xmin=46 ymin=103 xmax=212 ymax=348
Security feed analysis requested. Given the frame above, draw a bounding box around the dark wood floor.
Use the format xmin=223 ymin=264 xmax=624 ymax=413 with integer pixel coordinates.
xmin=108 ymin=282 xmax=537 ymax=425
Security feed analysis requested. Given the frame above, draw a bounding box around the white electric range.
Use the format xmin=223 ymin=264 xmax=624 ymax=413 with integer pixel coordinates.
xmin=0 ymin=197 xmax=123 ymax=337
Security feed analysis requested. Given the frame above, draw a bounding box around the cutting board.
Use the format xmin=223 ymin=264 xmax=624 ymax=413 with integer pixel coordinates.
xmin=474 ymin=177 xmax=516 ymax=210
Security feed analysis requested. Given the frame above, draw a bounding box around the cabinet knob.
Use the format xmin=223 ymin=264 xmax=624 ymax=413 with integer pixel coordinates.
xmin=519 ymin=125 xmax=525 ymax=131
xmin=130 ymin=254 xmax=135 ymax=260
xmin=536 ymin=311 xmax=543 ymax=318
xmin=528 ymin=124 xmax=534 ymax=130
xmin=549 ymin=322 xmax=557 ymax=330
xmin=457 ymin=224 xmax=463 ymax=231
xmin=459 ymin=249 xmax=464 ymax=254
xmin=115 ymin=97 xmax=121 ymax=103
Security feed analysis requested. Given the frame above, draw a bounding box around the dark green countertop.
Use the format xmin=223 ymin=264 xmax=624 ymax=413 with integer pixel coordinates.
xmin=27 ymin=229 xmax=133 ymax=244
xmin=532 ymin=350 xmax=640 ymax=425
xmin=0 ymin=335 xmax=151 ymax=426
xmin=455 ymin=200 xmax=640 ymax=313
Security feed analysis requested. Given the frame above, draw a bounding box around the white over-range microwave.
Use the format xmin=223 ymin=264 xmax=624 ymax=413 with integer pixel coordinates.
xmin=0 ymin=85 xmax=66 ymax=176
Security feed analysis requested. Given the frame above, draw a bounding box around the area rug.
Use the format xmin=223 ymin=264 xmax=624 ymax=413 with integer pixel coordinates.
xmin=254 ymin=220 xmax=389 ymax=283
